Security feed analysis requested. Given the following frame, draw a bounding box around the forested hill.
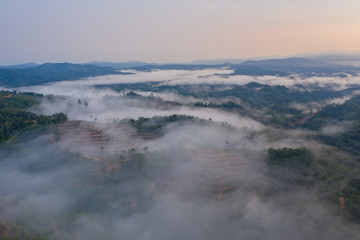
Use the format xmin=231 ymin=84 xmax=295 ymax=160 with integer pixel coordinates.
xmin=0 ymin=90 xmax=67 ymax=142
xmin=131 ymin=57 xmax=360 ymax=77
xmin=237 ymin=57 xmax=360 ymax=76
xmin=2 ymin=58 xmax=359 ymax=88
xmin=0 ymin=63 xmax=123 ymax=87
xmin=0 ymin=62 xmax=39 ymax=69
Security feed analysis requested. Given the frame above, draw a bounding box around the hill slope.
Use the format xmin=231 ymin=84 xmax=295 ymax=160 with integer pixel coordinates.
xmin=129 ymin=57 xmax=360 ymax=76
xmin=238 ymin=57 xmax=360 ymax=76
xmin=0 ymin=90 xmax=67 ymax=142
xmin=0 ymin=62 xmax=39 ymax=69
xmin=0 ymin=63 xmax=122 ymax=87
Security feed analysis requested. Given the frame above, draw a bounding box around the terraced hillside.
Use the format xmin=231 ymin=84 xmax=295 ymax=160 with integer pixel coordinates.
xmin=54 ymin=120 xmax=111 ymax=145
xmin=51 ymin=120 xmax=266 ymax=199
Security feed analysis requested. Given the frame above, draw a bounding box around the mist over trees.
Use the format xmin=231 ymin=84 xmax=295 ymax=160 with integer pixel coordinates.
xmin=0 ymin=91 xmax=67 ymax=142
xmin=1 ymin=66 xmax=360 ymax=239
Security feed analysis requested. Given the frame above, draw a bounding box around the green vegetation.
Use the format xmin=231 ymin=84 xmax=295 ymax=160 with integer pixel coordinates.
xmin=266 ymin=147 xmax=323 ymax=185
xmin=266 ymin=147 xmax=360 ymax=223
xmin=318 ymin=123 xmax=360 ymax=156
xmin=295 ymin=95 xmax=360 ymax=156
xmin=108 ymin=83 xmax=360 ymax=159
xmin=267 ymin=147 xmax=315 ymax=169
xmin=2 ymin=61 xmax=360 ymax=238
xmin=343 ymin=179 xmax=360 ymax=222
xmin=304 ymin=95 xmax=360 ymax=130
xmin=103 ymin=82 xmax=353 ymax=110
xmin=192 ymin=101 xmax=245 ymax=111
xmin=0 ymin=90 xmax=67 ymax=142
xmin=103 ymin=82 xmax=358 ymax=128
xmin=125 ymin=115 xmax=196 ymax=134
xmin=124 ymin=114 xmax=235 ymax=136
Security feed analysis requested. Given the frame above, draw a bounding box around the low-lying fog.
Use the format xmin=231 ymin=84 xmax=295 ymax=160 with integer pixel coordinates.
xmin=1 ymin=69 xmax=360 ymax=239
xmin=11 ymin=68 xmax=359 ymax=126
xmin=1 ymin=119 xmax=359 ymax=240
xmin=18 ymin=68 xmax=360 ymax=92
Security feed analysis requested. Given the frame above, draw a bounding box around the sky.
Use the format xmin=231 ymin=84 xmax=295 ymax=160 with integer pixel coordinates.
xmin=1 ymin=0 xmax=360 ymax=65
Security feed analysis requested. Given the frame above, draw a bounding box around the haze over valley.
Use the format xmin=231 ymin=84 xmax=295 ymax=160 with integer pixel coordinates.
xmin=1 ymin=59 xmax=360 ymax=239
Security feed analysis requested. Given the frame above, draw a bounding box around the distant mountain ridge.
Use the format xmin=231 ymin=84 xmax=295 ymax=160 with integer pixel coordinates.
xmin=87 ymin=61 xmax=149 ymax=69
xmin=241 ymin=57 xmax=352 ymax=69
xmin=236 ymin=57 xmax=360 ymax=76
xmin=1 ymin=57 xmax=360 ymax=88
xmin=130 ymin=57 xmax=360 ymax=77
xmin=0 ymin=63 xmax=124 ymax=87
xmin=0 ymin=62 xmax=40 ymax=69
xmin=304 ymin=54 xmax=360 ymax=67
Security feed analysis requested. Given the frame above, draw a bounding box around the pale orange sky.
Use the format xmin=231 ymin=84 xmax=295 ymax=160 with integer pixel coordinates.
xmin=0 ymin=0 xmax=360 ymax=64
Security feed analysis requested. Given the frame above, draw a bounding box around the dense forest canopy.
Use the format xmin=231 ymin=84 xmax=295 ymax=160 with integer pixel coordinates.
xmin=0 ymin=90 xmax=67 ymax=142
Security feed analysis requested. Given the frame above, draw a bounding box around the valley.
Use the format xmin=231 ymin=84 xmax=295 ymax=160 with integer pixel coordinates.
xmin=1 ymin=61 xmax=360 ymax=239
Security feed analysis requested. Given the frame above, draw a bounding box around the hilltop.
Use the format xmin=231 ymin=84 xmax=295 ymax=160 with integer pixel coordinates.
xmin=0 ymin=63 xmax=124 ymax=87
